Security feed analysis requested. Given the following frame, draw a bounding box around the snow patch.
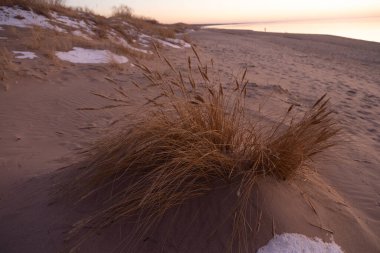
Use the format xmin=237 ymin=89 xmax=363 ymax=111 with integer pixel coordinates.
xmin=0 ymin=36 xmax=7 ymax=39
xmin=138 ymin=34 xmax=152 ymax=47
xmin=109 ymin=32 xmax=151 ymax=54
xmin=122 ymin=21 xmax=135 ymax=29
xmin=257 ymin=233 xmax=344 ymax=253
xmin=137 ymin=34 xmax=190 ymax=49
xmin=0 ymin=26 xmax=3 ymax=30
xmin=55 ymin=47 xmax=128 ymax=64
xmin=166 ymin=38 xmax=191 ymax=48
xmin=0 ymin=6 xmax=63 ymax=32
xmin=13 ymin=51 xmax=37 ymax=59
xmin=51 ymin=12 xmax=95 ymax=36
xmin=155 ymin=38 xmax=181 ymax=49
xmin=72 ymin=30 xmax=92 ymax=40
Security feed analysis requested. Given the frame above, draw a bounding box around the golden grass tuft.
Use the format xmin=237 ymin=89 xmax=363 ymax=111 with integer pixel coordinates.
xmin=25 ymin=26 xmax=43 ymax=50
xmin=1 ymin=0 xmax=65 ymax=17
xmin=1 ymin=0 xmax=104 ymax=21
xmin=2 ymin=2 xmax=190 ymax=61
xmin=0 ymin=47 xmax=15 ymax=91
xmin=0 ymin=47 xmax=14 ymax=68
xmin=67 ymin=48 xmax=339 ymax=252
xmin=111 ymin=4 xmax=179 ymax=39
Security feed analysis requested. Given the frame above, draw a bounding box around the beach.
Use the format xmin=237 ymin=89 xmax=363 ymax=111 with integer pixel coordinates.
xmin=1 ymin=17 xmax=380 ymax=253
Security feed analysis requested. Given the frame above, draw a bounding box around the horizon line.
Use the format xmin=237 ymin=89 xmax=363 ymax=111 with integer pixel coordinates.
xmin=189 ymin=15 xmax=380 ymax=26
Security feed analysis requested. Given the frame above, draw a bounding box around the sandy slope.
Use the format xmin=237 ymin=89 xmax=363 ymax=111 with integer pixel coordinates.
xmin=0 ymin=25 xmax=379 ymax=252
xmin=189 ymin=29 xmax=380 ymax=252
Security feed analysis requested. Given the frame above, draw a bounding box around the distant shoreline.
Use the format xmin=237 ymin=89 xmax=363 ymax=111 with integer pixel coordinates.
xmin=200 ymin=17 xmax=380 ymax=43
xmin=202 ymin=28 xmax=380 ymax=46
xmin=194 ymin=15 xmax=380 ymax=26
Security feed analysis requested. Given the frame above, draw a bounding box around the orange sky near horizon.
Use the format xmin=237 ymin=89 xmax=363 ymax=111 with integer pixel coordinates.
xmin=66 ymin=0 xmax=380 ymax=24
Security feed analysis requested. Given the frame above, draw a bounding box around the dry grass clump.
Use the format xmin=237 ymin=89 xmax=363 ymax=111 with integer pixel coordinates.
xmin=170 ymin=22 xmax=193 ymax=33
xmin=111 ymin=4 xmax=178 ymax=39
xmin=1 ymin=0 xmax=98 ymax=20
xmin=1 ymin=0 xmax=65 ymax=17
xmin=124 ymin=17 xmax=176 ymax=39
xmin=0 ymin=47 xmax=16 ymax=91
xmin=0 ymin=47 xmax=14 ymax=67
xmin=111 ymin=44 xmax=146 ymax=60
xmin=68 ymin=47 xmax=339 ymax=252
xmin=24 ymin=27 xmax=73 ymax=54
xmin=73 ymin=6 xmax=94 ymax=15
xmin=112 ymin=5 xmax=134 ymax=18
xmin=2 ymin=2 xmax=187 ymax=61
xmin=25 ymin=26 xmax=43 ymax=50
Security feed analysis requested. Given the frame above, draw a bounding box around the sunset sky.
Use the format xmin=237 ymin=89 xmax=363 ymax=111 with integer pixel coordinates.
xmin=66 ymin=0 xmax=380 ymax=24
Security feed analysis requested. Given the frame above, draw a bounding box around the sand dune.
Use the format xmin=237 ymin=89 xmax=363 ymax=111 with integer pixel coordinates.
xmin=0 ymin=5 xmax=380 ymax=252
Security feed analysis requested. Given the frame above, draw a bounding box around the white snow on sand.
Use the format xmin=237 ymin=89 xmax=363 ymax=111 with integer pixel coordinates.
xmin=0 ymin=6 xmax=63 ymax=32
xmin=55 ymin=47 xmax=128 ymax=64
xmin=137 ymin=34 xmax=190 ymax=49
xmin=155 ymin=38 xmax=181 ymax=49
xmin=122 ymin=21 xmax=135 ymax=29
xmin=72 ymin=30 xmax=92 ymax=40
xmin=138 ymin=34 xmax=151 ymax=45
xmin=109 ymin=33 xmax=151 ymax=54
xmin=13 ymin=51 xmax=37 ymax=59
xmin=257 ymin=233 xmax=344 ymax=253
xmin=108 ymin=29 xmax=151 ymax=53
xmin=50 ymin=12 xmax=95 ymax=36
xmin=153 ymin=37 xmax=190 ymax=49
xmin=0 ymin=36 xmax=7 ymax=39
xmin=0 ymin=6 xmax=98 ymax=35
xmin=166 ymin=38 xmax=191 ymax=48
xmin=0 ymin=6 xmax=191 ymax=53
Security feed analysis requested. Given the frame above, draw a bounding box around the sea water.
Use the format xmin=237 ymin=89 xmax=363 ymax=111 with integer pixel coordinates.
xmin=205 ymin=17 xmax=380 ymax=43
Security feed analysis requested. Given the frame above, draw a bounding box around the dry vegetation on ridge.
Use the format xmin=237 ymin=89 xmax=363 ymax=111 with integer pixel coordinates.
xmin=65 ymin=47 xmax=340 ymax=252
xmin=1 ymin=0 xmax=189 ymax=39
xmin=1 ymin=1 xmax=194 ymax=69
xmin=1 ymin=0 xmax=78 ymax=18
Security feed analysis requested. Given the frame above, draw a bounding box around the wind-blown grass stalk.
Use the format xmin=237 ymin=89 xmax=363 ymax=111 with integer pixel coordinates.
xmin=68 ymin=46 xmax=339 ymax=252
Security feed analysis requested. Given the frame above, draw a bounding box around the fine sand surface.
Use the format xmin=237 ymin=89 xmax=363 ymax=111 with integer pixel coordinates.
xmin=1 ymin=26 xmax=380 ymax=252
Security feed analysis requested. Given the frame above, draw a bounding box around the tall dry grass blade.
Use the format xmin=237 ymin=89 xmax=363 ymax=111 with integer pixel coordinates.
xmin=163 ymin=56 xmax=176 ymax=73
xmin=198 ymin=65 xmax=209 ymax=82
xmin=77 ymin=104 xmax=129 ymax=110
xmin=152 ymin=42 xmax=163 ymax=60
xmin=91 ymin=92 xmax=129 ymax=104
xmin=132 ymin=81 xmax=142 ymax=89
xmin=241 ymin=68 xmax=247 ymax=84
xmin=191 ymin=45 xmax=201 ymax=64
